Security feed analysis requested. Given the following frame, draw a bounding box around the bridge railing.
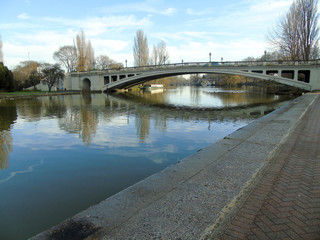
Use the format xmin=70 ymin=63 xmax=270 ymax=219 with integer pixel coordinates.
xmin=71 ymin=59 xmax=320 ymax=75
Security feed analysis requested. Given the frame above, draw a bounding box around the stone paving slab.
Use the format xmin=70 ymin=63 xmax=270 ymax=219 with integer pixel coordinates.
xmin=31 ymin=94 xmax=318 ymax=240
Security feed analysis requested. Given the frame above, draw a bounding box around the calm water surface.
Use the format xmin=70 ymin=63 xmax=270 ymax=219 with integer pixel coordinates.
xmin=0 ymin=86 xmax=294 ymax=239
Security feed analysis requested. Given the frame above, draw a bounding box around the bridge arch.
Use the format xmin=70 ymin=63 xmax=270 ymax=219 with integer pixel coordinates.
xmin=102 ymin=67 xmax=312 ymax=92
xmin=82 ymin=78 xmax=91 ymax=92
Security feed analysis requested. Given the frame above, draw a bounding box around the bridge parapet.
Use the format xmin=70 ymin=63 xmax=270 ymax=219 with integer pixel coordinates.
xmin=70 ymin=59 xmax=320 ymax=75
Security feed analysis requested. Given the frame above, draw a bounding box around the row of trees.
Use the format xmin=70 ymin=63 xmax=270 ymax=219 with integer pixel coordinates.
xmin=53 ymin=30 xmax=123 ymax=72
xmin=133 ymin=30 xmax=169 ymax=67
xmin=0 ymin=60 xmax=64 ymax=92
xmin=0 ymin=33 xmax=65 ymax=92
xmin=53 ymin=30 xmax=95 ymax=72
xmin=54 ymin=29 xmax=170 ymax=71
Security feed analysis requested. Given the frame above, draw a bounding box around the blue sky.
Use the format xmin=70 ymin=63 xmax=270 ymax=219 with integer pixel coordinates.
xmin=0 ymin=0 xmax=293 ymax=69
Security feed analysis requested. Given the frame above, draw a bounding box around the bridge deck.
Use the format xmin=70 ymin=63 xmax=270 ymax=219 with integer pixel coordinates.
xmin=32 ymin=93 xmax=319 ymax=240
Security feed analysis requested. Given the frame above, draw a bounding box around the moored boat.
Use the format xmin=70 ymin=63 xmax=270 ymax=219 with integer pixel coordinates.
xmin=143 ymin=84 xmax=164 ymax=90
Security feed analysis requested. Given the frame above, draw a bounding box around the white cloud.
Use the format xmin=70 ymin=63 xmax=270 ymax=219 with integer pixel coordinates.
xmin=15 ymin=30 xmax=74 ymax=45
xmin=186 ymin=8 xmax=211 ymax=16
xmin=162 ymin=8 xmax=176 ymax=15
xmin=0 ymin=22 xmax=38 ymax=30
xmin=99 ymin=1 xmax=175 ymax=15
xmin=92 ymin=39 xmax=131 ymax=65
xmin=167 ymin=38 xmax=266 ymax=63
xmin=43 ymin=15 xmax=152 ymax=37
xmin=4 ymin=40 xmax=62 ymax=68
xmin=152 ymin=31 xmax=236 ymax=45
xmin=17 ymin=13 xmax=31 ymax=20
xmin=1 ymin=13 xmax=152 ymax=68
xmin=189 ymin=0 xmax=291 ymax=29
xmin=250 ymin=0 xmax=291 ymax=14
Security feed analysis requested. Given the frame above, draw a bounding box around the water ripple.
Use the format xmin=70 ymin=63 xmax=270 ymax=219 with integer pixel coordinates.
xmin=0 ymin=159 xmax=44 ymax=183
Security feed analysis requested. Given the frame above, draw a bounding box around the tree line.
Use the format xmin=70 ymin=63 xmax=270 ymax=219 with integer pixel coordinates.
xmin=53 ymin=30 xmax=123 ymax=72
xmin=53 ymin=29 xmax=170 ymax=72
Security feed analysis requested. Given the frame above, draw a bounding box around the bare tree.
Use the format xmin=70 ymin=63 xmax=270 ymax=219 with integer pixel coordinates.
xmin=150 ymin=45 xmax=159 ymax=66
xmin=96 ymin=55 xmax=111 ymax=69
xmin=299 ymin=0 xmax=319 ymax=60
xmin=0 ymin=35 xmax=3 ymax=63
xmin=133 ymin=30 xmax=149 ymax=67
xmin=150 ymin=40 xmax=169 ymax=65
xmin=53 ymin=46 xmax=77 ymax=72
xmin=109 ymin=62 xmax=124 ymax=69
xmin=96 ymin=55 xmax=123 ymax=69
xmin=86 ymin=40 xmax=95 ymax=70
xmin=74 ymin=30 xmax=95 ymax=71
xmin=28 ymin=70 xmax=41 ymax=90
xmin=268 ymin=0 xmax=319 ymax=60
xmin=42 ymin=63 xmax=64 ymax=92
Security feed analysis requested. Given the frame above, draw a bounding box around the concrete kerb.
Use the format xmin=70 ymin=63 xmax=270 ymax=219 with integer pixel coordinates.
xmin=30 ymin=94 xmax=317 ymax=240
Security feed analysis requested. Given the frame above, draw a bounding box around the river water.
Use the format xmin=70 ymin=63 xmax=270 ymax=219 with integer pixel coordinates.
xmin=0 ymin=86 xmax=294 ymax=239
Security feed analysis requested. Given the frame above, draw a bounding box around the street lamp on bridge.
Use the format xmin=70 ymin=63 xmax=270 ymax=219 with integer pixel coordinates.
xmin=209 ymin=52 xmax=212 ymax=62
xmin=125 ymin=59 xmax=127 ymax=68
xmin=264 ymin=50 xmax=267 ymax=61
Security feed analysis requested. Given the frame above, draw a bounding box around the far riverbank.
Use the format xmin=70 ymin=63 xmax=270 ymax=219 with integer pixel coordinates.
xmin=0 ymin=90 xmax=83 ymax=99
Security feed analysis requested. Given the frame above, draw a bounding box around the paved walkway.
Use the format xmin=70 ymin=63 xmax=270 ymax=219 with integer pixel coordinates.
xmin=207 ymin=94 xmax=320 ymax=240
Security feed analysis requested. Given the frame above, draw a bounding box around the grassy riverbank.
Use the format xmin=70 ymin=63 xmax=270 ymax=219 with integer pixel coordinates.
xmin=0 ymin=90 xmax=82 ymax=99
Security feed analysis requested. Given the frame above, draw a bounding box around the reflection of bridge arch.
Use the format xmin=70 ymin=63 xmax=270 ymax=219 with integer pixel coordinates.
xmin=82 ymin=78 xmax=91 ymax=91
xmin=104 ymin=91 xmax=290 ymax=119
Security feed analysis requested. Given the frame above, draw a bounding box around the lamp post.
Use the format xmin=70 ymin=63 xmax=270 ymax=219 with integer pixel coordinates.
xmin=163 ymin=56 xmax=165 ymax=65
xmin=182 ymin=59 xmax=183 ymax=65
xmin=125 ymin=59 xmax=127 ymax=68
xmin=221 ymin=57 xmax=223 ymax=62
xmin=209 ymin=52 xmax=212 ymax=62
xmin=264 ymin=50 xmax=267 ymax=61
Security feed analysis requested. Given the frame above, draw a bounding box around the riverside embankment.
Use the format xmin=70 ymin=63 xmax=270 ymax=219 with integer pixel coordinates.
xmin=0 ymin=91 xmax=82 ymax=99
xmin=31 ymin=93 xmax=318 ymax=240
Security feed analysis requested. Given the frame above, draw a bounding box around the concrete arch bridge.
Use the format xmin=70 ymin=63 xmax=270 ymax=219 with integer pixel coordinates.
xmin=64 ymin=60 xmax=320 ymax=92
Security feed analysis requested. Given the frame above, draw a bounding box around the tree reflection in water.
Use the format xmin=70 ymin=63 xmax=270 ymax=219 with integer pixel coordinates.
xmin=0 ymin=100 xmax=17 ymax=170
xmin=0 ymin=87 xmax=294 ymax=169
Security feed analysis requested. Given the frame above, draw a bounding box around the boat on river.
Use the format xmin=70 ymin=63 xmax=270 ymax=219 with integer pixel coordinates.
xmin=143 ymin=84 xmax=164 ymax=90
